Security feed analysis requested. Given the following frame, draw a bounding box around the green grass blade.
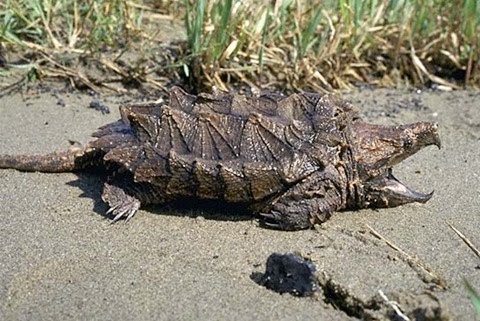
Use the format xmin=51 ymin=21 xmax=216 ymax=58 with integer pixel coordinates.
xmin=212 ymin=0 xmax=233 ymax=61
xmin=258 ymin=5 xmax=271 ymax=70
xmin=465 ymin=280 xmax=480 ymax=319
xmin=299 ymin=5 xmax=323 ymax=58
xmin=185 ymin=0 xmax=206 ymax=56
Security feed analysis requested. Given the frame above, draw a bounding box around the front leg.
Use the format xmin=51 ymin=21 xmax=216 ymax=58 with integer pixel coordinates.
xmin=259 ymin=168 xmax=345 ymax=230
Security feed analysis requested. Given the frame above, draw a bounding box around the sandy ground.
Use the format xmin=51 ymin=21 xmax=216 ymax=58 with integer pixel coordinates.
xmin=0 ymin=87 xmax=479 ymax=321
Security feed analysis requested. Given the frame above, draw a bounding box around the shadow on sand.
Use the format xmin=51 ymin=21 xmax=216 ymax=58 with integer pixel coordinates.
xmin=66 ymin=173 xmax=252 ymax=223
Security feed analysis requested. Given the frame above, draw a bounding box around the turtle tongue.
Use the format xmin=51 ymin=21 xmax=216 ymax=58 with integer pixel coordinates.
xmin=365 ymin=169 xmax=434 ymax=208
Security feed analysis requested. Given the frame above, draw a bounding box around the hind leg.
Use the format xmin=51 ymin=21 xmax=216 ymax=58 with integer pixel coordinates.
xmin=102 ymin=182 xmax=141 ymax=223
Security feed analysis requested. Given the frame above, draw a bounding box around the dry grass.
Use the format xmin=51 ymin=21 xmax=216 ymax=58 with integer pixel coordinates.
xmin=0 ymin=0 xmax=183 ymax=94
xmin=0 ymin=0 xmax=479 ymax=93
xmin=181 ymin=0 xmax=480 ymax=92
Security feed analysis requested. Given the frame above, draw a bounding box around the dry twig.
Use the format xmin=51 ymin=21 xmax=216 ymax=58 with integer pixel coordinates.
xmin=366 ymin=224 xmax=446 ymax=288
xmin=447 ymin=222 xmax=480 ymax=260
xmin=378 ymin=290 xmax=410 ymax=321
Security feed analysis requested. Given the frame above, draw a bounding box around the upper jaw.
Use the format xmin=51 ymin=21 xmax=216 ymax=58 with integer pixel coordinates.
xmin=416 ymin=122 xmax=441 ymax=149
xmin=386 ymin=122 xmax=441 ymax=167
xmin=354 ymin=121 xmax=441 ymax=180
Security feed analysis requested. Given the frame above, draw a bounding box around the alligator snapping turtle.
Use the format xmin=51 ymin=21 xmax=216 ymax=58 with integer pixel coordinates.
xmin=0 ymin=87 xmax=440 ymax=230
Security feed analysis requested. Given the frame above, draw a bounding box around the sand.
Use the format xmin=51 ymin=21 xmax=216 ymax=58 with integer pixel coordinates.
xmin=0 ymin=87 xmax=479 ymax=320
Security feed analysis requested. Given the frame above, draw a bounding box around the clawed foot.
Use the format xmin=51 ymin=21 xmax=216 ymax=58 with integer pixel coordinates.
xmin=102 ymin=183 xmax=141 ymax=223
xmin=258 ymin=205 xmax=315 ymax=231
xmin=106 ymin=199 xmax=140 ymax=223
xmin=258 ymin=211 xmax=283 ymax=229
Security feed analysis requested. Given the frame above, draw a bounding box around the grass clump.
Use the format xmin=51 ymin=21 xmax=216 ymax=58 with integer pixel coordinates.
xmin=1 ymin=0 xmax=479 ymax=93
xmin=182 ymin=0 xmax=480 ymax=91
xmin=1 ymin=0 xmax=135 ymax=49
xmin=0 ymin=0 xmax=182 ymax=93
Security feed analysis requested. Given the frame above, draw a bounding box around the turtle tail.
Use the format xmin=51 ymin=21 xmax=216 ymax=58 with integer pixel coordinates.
xmin=0 ymin=147 xmax=92 ymax=172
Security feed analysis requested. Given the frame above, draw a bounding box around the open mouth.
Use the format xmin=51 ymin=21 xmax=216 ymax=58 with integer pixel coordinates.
xmin=375 ymin=168 xmax=434 ymax=207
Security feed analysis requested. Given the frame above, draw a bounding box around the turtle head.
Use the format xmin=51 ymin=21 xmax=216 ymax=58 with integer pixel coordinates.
xmin=352 ymin=121 xmax=440 ymax=208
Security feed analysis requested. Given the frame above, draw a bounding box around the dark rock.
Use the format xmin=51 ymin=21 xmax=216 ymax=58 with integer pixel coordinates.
xmin=258 ymin=253 xmax=317 ymax=296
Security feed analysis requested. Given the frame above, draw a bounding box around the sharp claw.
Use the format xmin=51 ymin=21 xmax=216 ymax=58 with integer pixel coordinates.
xmin=125 ymin=208 xmax=137 ymax=223
xmin=259 ymin=212 xmax=276 ymax=219
xmin=263 ymin=221 xmax=281 ymax=229
xmin=258 ymin=212 xmax=284 ymax=229
xmin=106 ymin=205 xmax=117 ymax=215
xmin=111 ymin=208 xmax=129 ymax=223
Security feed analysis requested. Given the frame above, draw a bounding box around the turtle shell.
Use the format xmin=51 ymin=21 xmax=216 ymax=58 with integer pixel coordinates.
xmin=90 ymin=87 xmax=359 ymax=203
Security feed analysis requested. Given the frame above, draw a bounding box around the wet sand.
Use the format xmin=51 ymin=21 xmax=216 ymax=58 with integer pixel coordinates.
xmin=0 ymin=88 xmax=479 ymax=320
